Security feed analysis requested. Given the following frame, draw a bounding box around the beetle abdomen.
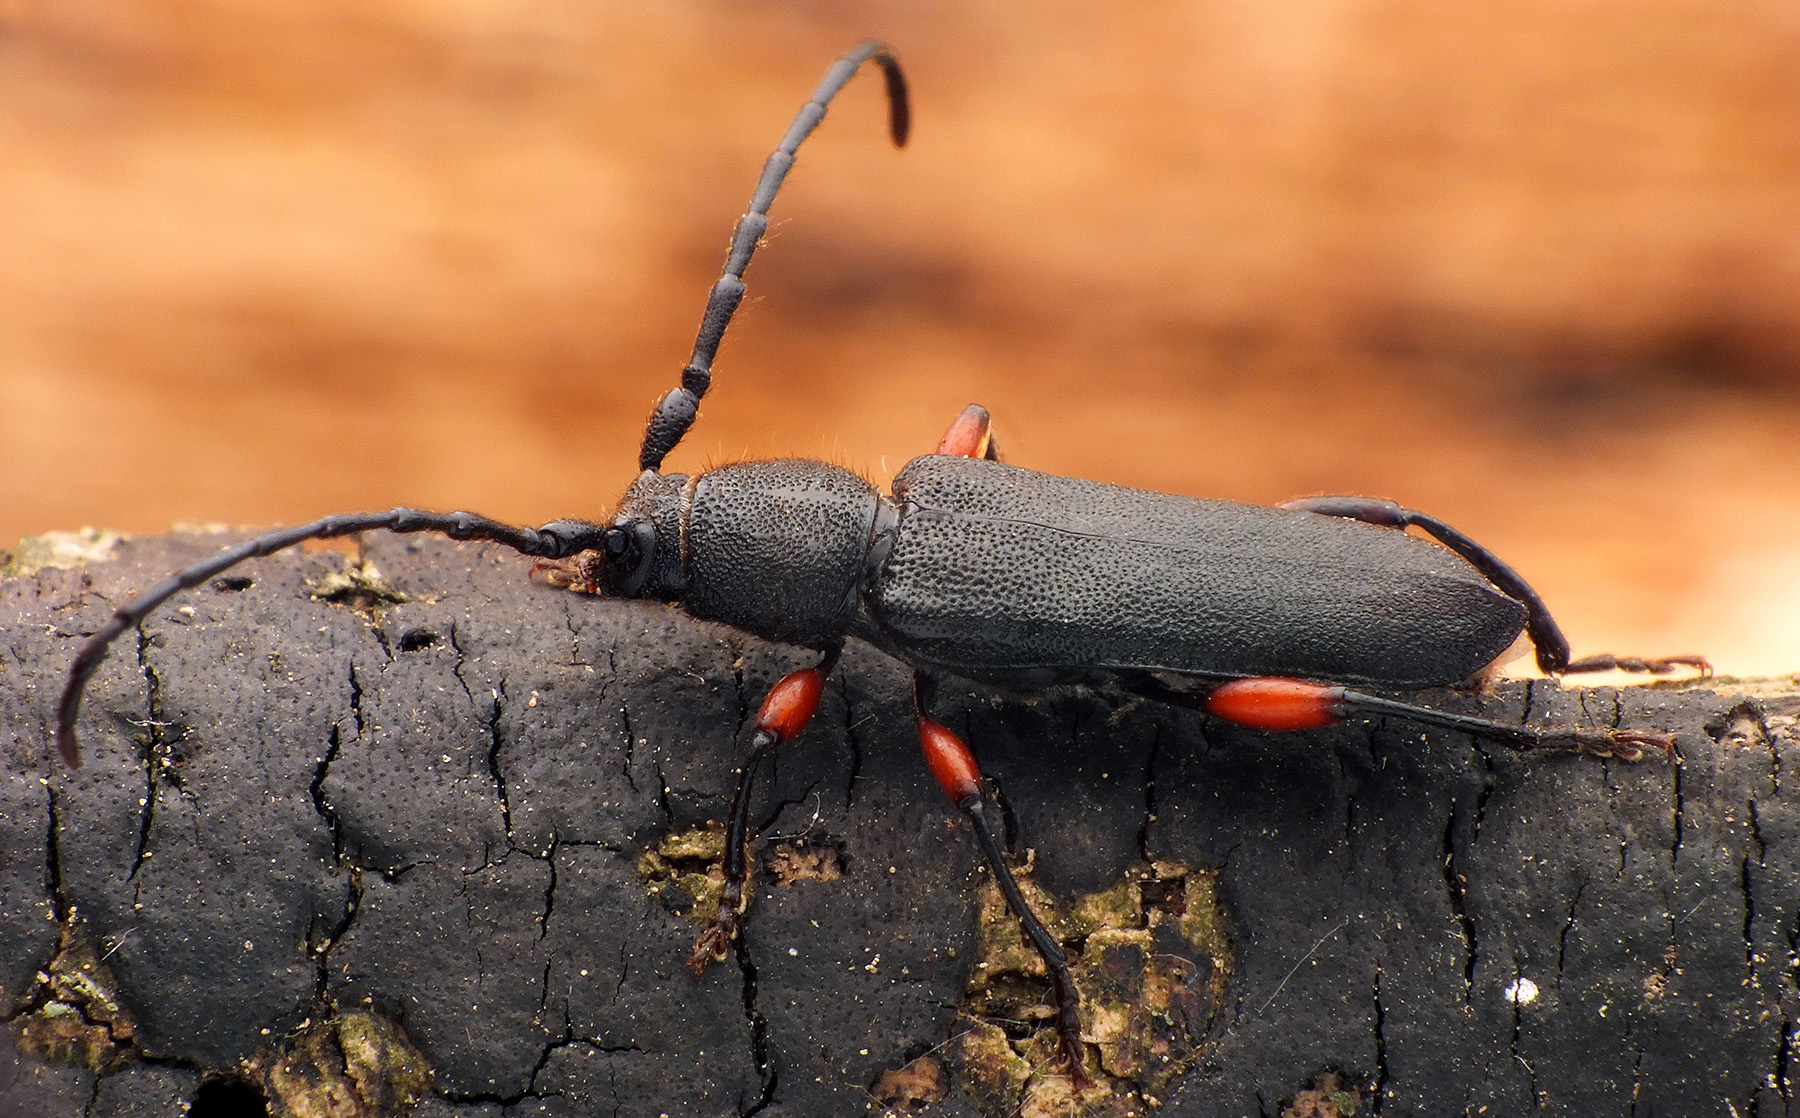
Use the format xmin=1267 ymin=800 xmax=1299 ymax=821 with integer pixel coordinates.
xmin=871 ymin=456 xmax=1527 ymax=687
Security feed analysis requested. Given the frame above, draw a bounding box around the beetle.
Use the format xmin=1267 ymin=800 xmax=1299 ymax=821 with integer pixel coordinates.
xmin=53 ymin=40 xmax=1706 ymax=1084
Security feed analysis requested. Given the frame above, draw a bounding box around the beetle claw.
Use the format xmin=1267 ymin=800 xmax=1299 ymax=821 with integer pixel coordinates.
xmin=1549 ymin=727 xmax=1677 ymax=763
xmin=1056 ymin=1022 xmax=1093 ymax=1090
xmin=688 ymin=918 xmax=735 ymax=975
xmin=1602 ymin=729 xmax=1679 ymax=763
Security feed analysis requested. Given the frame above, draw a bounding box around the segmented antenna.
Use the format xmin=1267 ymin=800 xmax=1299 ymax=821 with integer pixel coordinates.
xmin=54 ymin=510 xmax=609 ymax=768
xmin=638 ymin=40 xmax=910 ymax=473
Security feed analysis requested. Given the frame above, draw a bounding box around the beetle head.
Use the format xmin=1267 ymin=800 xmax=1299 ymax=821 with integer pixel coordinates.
xmin=599 ymin=469 xmax=688 ymax=600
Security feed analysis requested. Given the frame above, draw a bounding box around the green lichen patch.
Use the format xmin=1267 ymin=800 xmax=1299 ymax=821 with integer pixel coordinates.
xmin=766 ymin=838 xmax=846 ymax=886
xmin=1280 ymin=1069 xmax=1366 ymax=1117
xmin=14 ymin=920 xmax=138 ymax=1072
xmin=250 ymin=1008 xmax=432 ymax=1118
xmin=309 ymin=557 xmax=410 ymax=615
xmin=637 ymin=824 xmax=729 ymax=924
xmin=4 ymin=528 xmax=124 ymax=577
xmin=869 ymin=1053 xmax=948 ymax=1110
xmin=955 ymin=860 xmax=1232 ymax=1118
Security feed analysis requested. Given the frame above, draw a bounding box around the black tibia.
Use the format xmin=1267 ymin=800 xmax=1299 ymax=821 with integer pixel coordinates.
xmin=913 ymin=674 xmax=1089 ymax=1084
xmin=1278 ymin=495 xmax=1710 ymax=678
xmin=688 ymin=645 xmax=842 ymax=973
xmin=964 ymin=801 xmax=1088 ymax=1083
xmin=53 ymin=509 xmax=609 ymax=769
xmin=639 ymin=41 xmax=910 ymax=473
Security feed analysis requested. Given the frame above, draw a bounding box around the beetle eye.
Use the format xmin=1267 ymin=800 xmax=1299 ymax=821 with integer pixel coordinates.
xmin=606 ymin=520 xmax=659 ymax=598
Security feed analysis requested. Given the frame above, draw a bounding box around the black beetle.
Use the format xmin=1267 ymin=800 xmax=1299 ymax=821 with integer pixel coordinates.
xmin=54 ymin=40 xmax=1706 ymax=1082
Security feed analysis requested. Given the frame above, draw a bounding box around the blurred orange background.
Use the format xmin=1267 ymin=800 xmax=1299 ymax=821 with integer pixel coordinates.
xmin=3 ymin=0 xmax=1798 ymax=675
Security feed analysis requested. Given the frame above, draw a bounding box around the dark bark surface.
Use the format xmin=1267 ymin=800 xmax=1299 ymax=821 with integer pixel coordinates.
xmin=2 ymin=529 xmax=1795 ymax=1117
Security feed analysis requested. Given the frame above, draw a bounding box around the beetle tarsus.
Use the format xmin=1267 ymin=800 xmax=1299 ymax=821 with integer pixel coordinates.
xmin=688 ymin=884 xmax=743 ymax=975
xmin=1051 ymin=967 xmax=1092 ymax=1089
xmin=1541 ymin=727 xmax=1677 ymax=763
xmin=1562 ymin=652 xmax=1713 ymax=678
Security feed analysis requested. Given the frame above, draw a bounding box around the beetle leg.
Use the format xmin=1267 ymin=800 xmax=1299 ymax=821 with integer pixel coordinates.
xmin=689 ymin=645 xmax=841 ymax=973
xmin=935 ymin=403 xmax=1002 ymax=461
xmin=1558 ymin=652 xmax=1714 ymax=676
xmin=1190 ymin=676 xmax=1675 ymax=761
xmin=914 ymin=675 xmax=1091 ymax=1086
xmin=1278 ymin=495 xmax=1711 ymax=678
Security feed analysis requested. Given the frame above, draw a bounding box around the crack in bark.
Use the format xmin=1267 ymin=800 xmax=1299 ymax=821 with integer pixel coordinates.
xmin=306 ymin=657 xmax=364 ymax=1004
xmin=618 ymin=693 xmax=640 ymax=797
xmin=732 ymin=934 xmax=776 ymax=1115
xmin=1670 ymin=731 xmax=1686 ymax=864
xmin=650 ymin=757 xmax=673 ymax=827
xmin=487 ymin=684 xmax=512 ymax=841
xmin=540 ymin=840 xmax=557 ymax=944
xmin=1469 ymin=746 xmax=1497 ymax=848
xmin=40 ymin=779 xmax=71 ymax=993
xmin=1743 ymin=849 xmax=1759 ymax=976
xmin=440 ymin=1037 xmax=647 ymax=1110
xmin=1776 ymin=1015 xmax=1794 ymax=1102
xmin=311 ymin=866 xmax=362 ymax=1006
xmin=836 ymin=675 xmax=866 ymax=811
xmin=1555 ymin=879 xmax=1587 ymax=986
xmin=312 ymin=722 xmax=346 ymax=864
xmin=756 ymin=775 xmax=828 ymax=843
xmin=1371 ymin=967 xmax=1387 ymax=1115
xmin=727 ymin=642 xmax=751 ymax=746
xmin=1135 ymin=721 xmax=1164 ymax=865
xmin=1767 ymin=706 xmax=1784 ymax=799
xmin=1443 ymin=804 xmax=1476 ymax=1004
xmin=1507 ymin=961 xmax=1538 ymax=1105
xmin=127 ymin=628 xmax=161 ymax=882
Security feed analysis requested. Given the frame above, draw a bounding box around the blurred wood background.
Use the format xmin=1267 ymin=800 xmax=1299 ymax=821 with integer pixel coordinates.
xmin=3 ymin=0 xmax=1798 ymax=675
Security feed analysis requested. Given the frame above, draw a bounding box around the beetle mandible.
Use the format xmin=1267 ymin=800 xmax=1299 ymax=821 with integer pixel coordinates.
xmin=53 ymin=40 xmax=1708 ymax=1083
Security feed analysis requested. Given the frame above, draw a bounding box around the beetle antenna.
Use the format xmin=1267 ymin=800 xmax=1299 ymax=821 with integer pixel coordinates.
xmin=53 ymin=509 xmax=610 ymax=770
xmin=638 ymin=40 xmax=910 ymax=473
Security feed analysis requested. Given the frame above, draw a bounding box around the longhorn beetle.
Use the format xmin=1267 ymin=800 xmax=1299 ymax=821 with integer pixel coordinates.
xmin=54 ymin=40 xmax=1707 ymax=1084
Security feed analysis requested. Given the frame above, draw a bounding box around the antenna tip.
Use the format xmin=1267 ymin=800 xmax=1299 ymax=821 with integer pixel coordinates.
xmin=56 ymin=725 xmax=82 ymax=770
xmin=874 ymin=51 xmax=911 ymax=147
